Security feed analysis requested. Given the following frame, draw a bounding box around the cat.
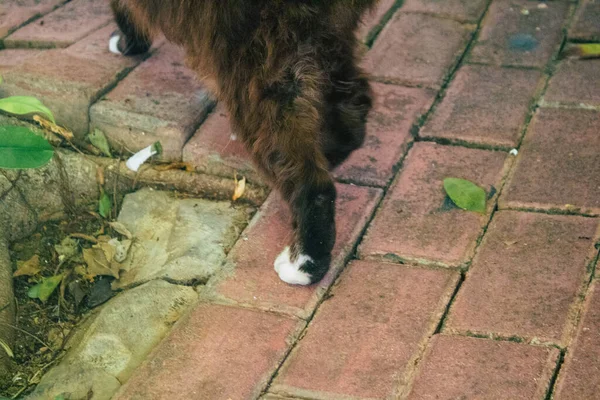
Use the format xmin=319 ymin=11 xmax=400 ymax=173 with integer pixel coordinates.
xmin=109 ymin=0 xmax=377 ymax=285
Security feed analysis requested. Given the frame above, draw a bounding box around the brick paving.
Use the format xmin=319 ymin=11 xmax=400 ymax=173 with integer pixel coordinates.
xmin=1 ymin=0 xmax=600 ymax=399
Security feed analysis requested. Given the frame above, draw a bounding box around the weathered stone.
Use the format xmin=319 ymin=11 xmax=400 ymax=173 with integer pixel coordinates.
xmin=113 ymin=188 xmax=250 ymax=288
xmin=11 ymin=150 xmax=99 ymax=221
xmin=27 ymin=280 xmax=197 ymax=400
xmin=0 ymin=172 xmax=37 ymax=242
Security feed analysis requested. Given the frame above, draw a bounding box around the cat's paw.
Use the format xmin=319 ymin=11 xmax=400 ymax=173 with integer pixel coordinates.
xmin=109 ymin=31 xmax=123 ymax=55
xmin=274 ymin=247 xmax=312 ymax=286
xmin=109 ymin=30 xmax=150 ymax=56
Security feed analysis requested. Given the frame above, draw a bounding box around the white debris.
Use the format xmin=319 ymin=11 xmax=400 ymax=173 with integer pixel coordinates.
xmin=126 ymin=142 xmax=162 ymax=172
xmin=510 ymin=148 xmax=519 ymax=156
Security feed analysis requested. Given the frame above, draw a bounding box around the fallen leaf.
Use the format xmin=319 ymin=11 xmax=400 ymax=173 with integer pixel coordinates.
xmin=82 ymin=242 xmax=120 ymax=279
xmin=67 ymin=279 xmax=87 ymax=307
xmin=88 ymin=128 xmax=112 ymax=157
xmin=0 ymin=338 xmax=13 ymax=358
xmin=504 ymin=240 xmax=518 ymax=246
xmin=28 ymin=275 xmax=63 ymax=303
xmin=232 ymin=174 xmax=246 ymax=201
xmin=153 ymin=162 xmax=194 ymax=172
xmin=108 ymin=221 xmax=133 ymax=239
xmin=442 ymin=178 xmax=486 ymax=214
xmin=33 ymin=115 xmax=74 ymax=141
xmin=96 ymin=166 xmax=105 ymax=186
xmin=561 ymin=43 xmax=600 ymax=60
xmin=86 ymin=277 xmax=114 ymax=308
xmin=54 ymin=237 xmax=79 ymax=260
xmin=99 ymin=188 xmax=112 ymax=219
xmin=13 ymin=255 xmax=41 ymax=277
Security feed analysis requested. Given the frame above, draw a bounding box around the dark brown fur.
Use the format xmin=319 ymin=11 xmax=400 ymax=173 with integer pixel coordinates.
xmin=111 ymin=0 xmax=377 ymax=283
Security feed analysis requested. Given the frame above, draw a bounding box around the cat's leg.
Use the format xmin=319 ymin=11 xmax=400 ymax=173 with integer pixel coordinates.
xmin=109 ymin=0 xmax=152 ymax=56
xmin=322 ymin=64 xmax=373 ymax=169
xmin=234 ymin=71 xmax=336 ymax=285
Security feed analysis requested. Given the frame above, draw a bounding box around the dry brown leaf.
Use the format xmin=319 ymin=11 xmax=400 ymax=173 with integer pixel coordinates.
xmin=153 ymin=162 xmax=194 ymax=172
xmin=33 ymin=115 xmax=74 ymax=141
xmin=108 ymin=221 xmax=133 ymax=239
xmin=82 ymin=243 xmax=120 ymax=279
xmin=96 ymin=166 xmax=105 ymax=186
xmin=232 ymin=174 xmax=246 ymax=201
xmin=14 ymin=255 xmax=41 ymax=277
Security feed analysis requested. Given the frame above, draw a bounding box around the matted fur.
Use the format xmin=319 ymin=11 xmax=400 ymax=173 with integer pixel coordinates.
xmin=111 ymin=0 xmax=377 ymax=284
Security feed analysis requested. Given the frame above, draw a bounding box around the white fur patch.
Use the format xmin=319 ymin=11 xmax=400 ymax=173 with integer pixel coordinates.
xmin=109 ymin=34 xmax=122 ymax=55
xmin=274 ymin=247 xmax=312 ymax=286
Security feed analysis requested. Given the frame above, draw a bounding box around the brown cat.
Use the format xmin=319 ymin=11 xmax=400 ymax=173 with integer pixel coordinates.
xmin=109 ymin=0 xmax=377 ymax=285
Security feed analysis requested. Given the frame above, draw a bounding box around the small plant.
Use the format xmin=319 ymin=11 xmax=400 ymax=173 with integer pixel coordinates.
xmin=0 ymin=82 xmax=56 ymax=170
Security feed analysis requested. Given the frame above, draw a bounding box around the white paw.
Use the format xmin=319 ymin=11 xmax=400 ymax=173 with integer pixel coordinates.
xmin=274 ymin=247 xmax=312 ymax=286
xmin=109 ymin=34 xmax=122 ymax=55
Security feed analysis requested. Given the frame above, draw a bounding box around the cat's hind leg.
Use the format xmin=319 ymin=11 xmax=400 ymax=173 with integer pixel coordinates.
xmin=109 ymin=0 xmax=152 ymax=56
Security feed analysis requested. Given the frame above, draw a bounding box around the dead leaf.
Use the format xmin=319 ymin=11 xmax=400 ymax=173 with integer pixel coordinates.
xmin=82 ymin=242 xmax=120 ymax=279
xmin=108 ymin=221 xmax=133 ymax=239
xmin=153 ymin=162 xmax=194 ymax=172
xmin=503 ymin=240 xmax=518 ymax=246
xmin=96 ymin=166 xmax=105 ymax=186
xmin=14 ymin=255 xmax=41 ymax=277
xmin=54 ymin=237 xmax=79 ymax=260
xmin=33 ymin=115 xmax=74 ymax=141
xmin=232 ymin=174 xmax=246 ymax=201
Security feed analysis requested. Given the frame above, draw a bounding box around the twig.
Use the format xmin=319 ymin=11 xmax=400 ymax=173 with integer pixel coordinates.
xmin=0 ymin=322 xmax=52 ymax=349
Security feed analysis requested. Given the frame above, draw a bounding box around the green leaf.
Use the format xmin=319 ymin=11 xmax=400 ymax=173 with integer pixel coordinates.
xmin=28 ymin=275 xmax=63 ymax=303
xmin=0 ymin=125 xmax=54 ymax=169
xmin=562 ymin=43 xmax=600 ymax=59
xmin=0 ymin=338 xmax=14 ymax=358
xmin=99 ymin=189 xmax=112 ymax=219
xmin=88 ymin=128 xmax=112 ymax=157
xmin=28 ymin=282 xmax=41 ymax=299
xmin=0 ymin=96 xmax=55 ymax=123
xmin=443 ymin=178 xmax=486 ymax=214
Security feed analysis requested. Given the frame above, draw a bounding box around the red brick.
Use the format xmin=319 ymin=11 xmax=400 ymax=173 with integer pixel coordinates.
xmin=209 ymin=183 xmax=382 ymax=319
xmin=420 ymin=64 xmax=543 ymax=148
xmin=359 ymin=142 xmax=509 ymax=267
xmin=271 ymin=261 xmax=459 ymax=399
xmin=0 ymin=24 xmax=141 ymax=136
xmin=407 ymin=335 xmax=559 ymax=400
xmin=402 ymin=0 xmax=488 ymax=22
xmin=357 ymin=0 xmax=397 ymax=41
xmin=446 ymin=211 xmax=599 ymax=344
xmin=543 ymin=59 xmax=600 ymax=108
xmin=182 ymin=103 xmax=259 ymax=182
xmin=90 ymin=43 xmax=213 ymax=161
xmin=4 ymin=0 xmax=112 ymax=49
xmin=366 ymin=13 xmax=472 ymax=88
xmin=569 ymin=0 xmax=600 ymax=41
xmin=334 ymin=83 xmax=435 ymax=187
xmin=0 ymin=49 xmax=44 ymax=71
xmin=469 ymin=0 xmax=570 ymax=68
xmin=0 ymin=0 xmax=63 ymax=38
xmin=500 ymin=108 xmax=600 ymax=215
xmin=113 ymin=304 xmax=301 ymax=400
xmin=555 ymin=283 xmax=600 ymax=399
